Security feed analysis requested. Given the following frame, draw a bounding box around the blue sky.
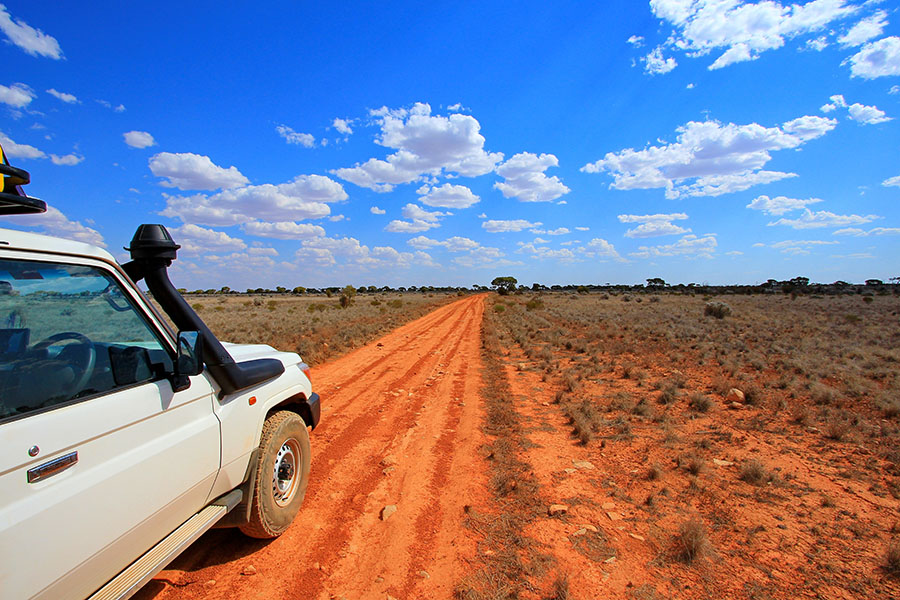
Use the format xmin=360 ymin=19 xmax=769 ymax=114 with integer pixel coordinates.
xmin=0 ymin=1 xmax=898 ymax=290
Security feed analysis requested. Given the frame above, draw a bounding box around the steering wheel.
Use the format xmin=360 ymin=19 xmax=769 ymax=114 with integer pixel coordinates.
xmin=32 ymin=332 xmax=96 ymax=396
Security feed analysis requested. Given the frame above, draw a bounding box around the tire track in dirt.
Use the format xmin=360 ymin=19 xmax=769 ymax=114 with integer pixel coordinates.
xmin=135 ymin=294 xmax=489 ymax=600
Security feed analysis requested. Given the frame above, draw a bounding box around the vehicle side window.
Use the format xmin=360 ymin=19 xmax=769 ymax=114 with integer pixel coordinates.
xmin=0 ymin=258 xmax=173 ymax=422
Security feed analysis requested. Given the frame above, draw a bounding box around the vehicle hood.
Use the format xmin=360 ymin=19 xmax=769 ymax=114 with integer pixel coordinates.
xmin=221 ymin=342 xmax=302 ymax=368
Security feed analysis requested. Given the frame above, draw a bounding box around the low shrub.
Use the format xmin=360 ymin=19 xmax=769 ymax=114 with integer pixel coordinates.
xmin=704 ymin=301 xmax=732 ymax=319
xmin=675 ymin=517 xmax=711 ymax=563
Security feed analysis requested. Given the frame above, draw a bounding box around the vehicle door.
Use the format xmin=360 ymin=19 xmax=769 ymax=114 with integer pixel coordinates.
xmin=0 ymin=255 xmax=220 ymax=600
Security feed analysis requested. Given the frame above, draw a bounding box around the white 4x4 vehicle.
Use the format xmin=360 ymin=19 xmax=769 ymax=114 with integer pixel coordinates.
xmin=0 ymin=148 xmax=320 ymax=599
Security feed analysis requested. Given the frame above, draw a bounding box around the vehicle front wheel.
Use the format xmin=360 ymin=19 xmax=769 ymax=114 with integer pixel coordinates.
xmin=240 ymin=411 xmax=311 ymax=539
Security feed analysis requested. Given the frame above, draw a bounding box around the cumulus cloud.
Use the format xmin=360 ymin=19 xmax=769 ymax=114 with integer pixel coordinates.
xmin=518 ymin=244 xmax=577 ymax=261
xmin=627 ymin=35 xmax=645 ymax=47
xmin=384 ymin=203 xmax=449 ymax=233
xmin=169 ymin=224 xmax=247 ymax=253
xmin=883 ymin=175 xmax=900 ymax=187
xmin=296 ymin=236 xmax=420 ymax=270
xmin=579 ymin=238 xmax=621 ymax=260
xmin=806 ymin=36 xmax=828 ymax=51
xmin=583 ymin=115 xmax=835 ymax=199
xmin=482 ymin=219 xmax=542 ymax=233
xmin=747 ymin=194 xmax=824 ymax=215
xmin=820 ymin=93 xmax=847 ymax=112
xmin=97 ymin=99 xmax=126 ymax=112
xmin=332 ymin=118 xmax=353 ymax=135
xmin=10 ymin=206 xmax=105 ymax=246
xmin=370 ymin=206 xmax=386 ymax=215
xmin=839 ymin=10 xmax=887 ymax=47
xmin=333 ymin=102 xmax=502 ymax=192
xmin=0 ymin=4 xmax=63 ymax=59
xmin=848 ymin=36 xmax=900 ymax=78
xmin=241 ymin=221 xmax=326 ymax=240
xmin=531 ymin=227 xmax=571 ymax=236
xmin=452 ymin=246 xmax=520 ymax=269
xmin=767 ymin=208 xmax=880 ymax=229
xmin=0 ymin=130 xmax=45 ymax=159
xmin=417 ymin=183 xmax=480 ymax=209
xmin=0 ymin=82 xmax=35 ymax=108
xmin=630 ymin=234 xmax=717 ymax=259
xmin=494 ymin=152 xmax=570 ymax=203
xmin=407 ymin=235 xmax=481 ymax=252
xmin=160 ymin=174 xmax=347 ymax=226
xmin=649 ymin=0 xmax=858 ymax=71
xmin=276 ymin=125 xmax=315 ymax=147
xmin=123 ymin=130 xmax=156 ymax=148
xmin=50 ymin=153 xmax=83 ymax=166
xmin=847 ymin=102 xmax=891 ymax=124
xmin=618 ymin=212 xmax=691 ymax=238
xmin=643 ymin=46 xmax=678 ymax=74
xmin=150 ymin=152 xmax=250 ymax=190
xmin=46 ymin=88 xmax=77 ymax=103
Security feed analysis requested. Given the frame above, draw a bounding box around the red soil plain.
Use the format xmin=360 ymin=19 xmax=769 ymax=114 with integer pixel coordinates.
xmin=135 ymin=292 xmax=900 ymax=600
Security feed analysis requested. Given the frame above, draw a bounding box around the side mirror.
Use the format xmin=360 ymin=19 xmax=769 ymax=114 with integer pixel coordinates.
xmin=171 ymin=331 xmax=203 ymax=392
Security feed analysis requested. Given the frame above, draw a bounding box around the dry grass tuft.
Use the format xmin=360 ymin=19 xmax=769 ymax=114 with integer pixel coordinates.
xmin=674 ymin=517 xmax=711 ymax=563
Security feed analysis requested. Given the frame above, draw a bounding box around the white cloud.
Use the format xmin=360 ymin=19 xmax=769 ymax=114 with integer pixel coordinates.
xmin=0 ymin=4 xmax=63 ymax=59
xmin=806 ymin=36 xmax=828 ymax=51
xmin=10 ymin=206 xmax=104 ymax=246
xmin=46 ymin=88 xmax=77 ymax=103
xmin=518 ymin=244 xmax=577 ymax=261
xmin=0 ymin=130 xmax=45 ymax=159
xmin=123 ymin=130 xmax=156 ymax=148
xmin=575 ymin=226 xmax=590 ymax=231
xmin=643 ymin=46 xmax=678 ymax=74
xmin=407 ymin=235 xmax=480 ymax=252
xmin=452 ymin=246 xmax=520 ymax=269
xmin=882 ymin=175 xmax=900 ymax=187
xmin=97 ymin=99 xmax=126 ymax=112
xmin=769 ymin=239 xmax=839 ymax=254
xmin=160 ymin=174 xmax=346 ymax=226
xmin=332 ymin=118 xmax=353 ymax=135
xmin=494 ymin=152 xmax=570 ymax=203
xmin=630 ymin=234 xmax=717 ymax=259
xmin=747 ymin=194 xmax=824 ymax=215
xmin=847 ymin=102 xmax=891 ymax=124
xmin=384 ymin=203 xmax=449 ymax=233
xmin=276 ymin=125 xmax=315 ymax=148
xmin=417 ymin=183 xmax=480 ymax=208
xmin=834 ymin=226 xmax=900 ymax=236
xmin=169 ymin=224 xmax=247 ymax=253
xmin=820 ymin=93 xmax=846 ymax=112
xmin=482 ymin=219 xmax=541 ymax=233
xmin=767 ymin=208 xmax=880 ymax=229
xmin=618 ymin=212 xmax=691 ymax=238
xmin=370 ymin=206 xmax=386 ymax=215
xmin=0 ymin=82 xmax=34 ymax=108
xmin=579 ymin=238 xmax=621 ymax=260
xmin=849 ymin=36 xmax=900 ymax=78
xmin=649 ymin=0 xmax=858 ymax=71
xmin=838 ymin=10 xmax=887 ymax=47
xmin=50 ymin=153 xmax=83 ymax=166
xmin=627 ymin=35 xmax=645 ymax=47
xmin=531 ymin=227 xmax=571 ymax=236
xmin=149 ymin=152 xmax=250 ymax=190
xmin=582 ymin=115 xmax=836 ymax=199
xmin=241 ymin=221 xmax=326 ymax=240
xmin=333 ymin=102 xmax=502 ymax=192
xmin=296 ymin=236 xmax=418 ymax=270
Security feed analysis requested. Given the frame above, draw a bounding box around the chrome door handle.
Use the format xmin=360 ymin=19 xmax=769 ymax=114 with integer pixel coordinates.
xmin=27 ymin=451 xmax=78 ymax=483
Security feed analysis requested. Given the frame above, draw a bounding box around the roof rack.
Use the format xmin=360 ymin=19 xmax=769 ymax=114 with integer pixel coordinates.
xmin=0 ymin=143 xmax=47 ymax=215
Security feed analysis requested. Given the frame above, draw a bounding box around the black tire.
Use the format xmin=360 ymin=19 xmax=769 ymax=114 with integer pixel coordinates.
xmin=240 ymin=411 xmax=311 ymax=539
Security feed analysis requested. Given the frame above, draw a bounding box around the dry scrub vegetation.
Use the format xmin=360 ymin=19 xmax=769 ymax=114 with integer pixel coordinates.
xmin=467 ymin=291 xmax=900 ymax=598
xmin=154 ymin=292 xmax=454 ymax=365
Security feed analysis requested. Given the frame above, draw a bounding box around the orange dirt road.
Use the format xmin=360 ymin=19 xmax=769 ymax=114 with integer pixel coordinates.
xmin=134 ymin=294 xmax=489 ymax=600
